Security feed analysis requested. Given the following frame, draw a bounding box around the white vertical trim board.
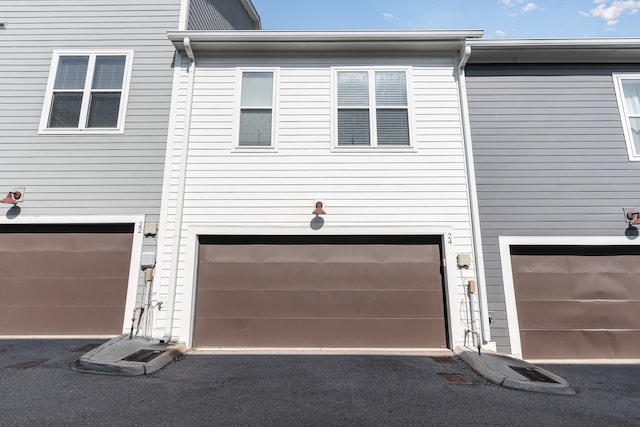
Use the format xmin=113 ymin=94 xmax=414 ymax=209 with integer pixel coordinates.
xmin=498 ymin=235 xmax=640 ymax=359
xmin=0 ymin=215 xmax=146 ymax=336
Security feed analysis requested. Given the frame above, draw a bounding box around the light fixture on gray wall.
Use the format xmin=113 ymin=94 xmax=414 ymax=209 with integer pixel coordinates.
xmin=625 ymin=209 xmax=640 ymax=225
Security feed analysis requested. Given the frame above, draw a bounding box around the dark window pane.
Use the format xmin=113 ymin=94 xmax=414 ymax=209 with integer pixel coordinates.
xmin=48 ymin=92 xmax=82 ymax=127
xmin=87 ymin=92 xmax=121 ymax=128
xmin=54 ymin=56 xmax=88 ymax=90
xmin=92 ymin=56 xmax=126 ymax=90
xmin=239 ymin=109 xmax=272 ymax=146
xmin=377 ymin=109 xmax=409 ymax=145
xmin=338 ymin=109 xmax=370 ymax=145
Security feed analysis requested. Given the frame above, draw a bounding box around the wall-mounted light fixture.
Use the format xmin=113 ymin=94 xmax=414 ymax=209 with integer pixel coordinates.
xmin=1 ymin=190 xmax=23 ymax=205
xmin=625 ymin=209 xmax=640 ymax=225
xmin=313 ymin=201 xmax=326 ymax=215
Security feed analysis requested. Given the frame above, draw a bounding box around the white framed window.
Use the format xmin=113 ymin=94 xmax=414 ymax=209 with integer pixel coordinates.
xmin=237 ymin=70 xmax=276 ymax=148
xmin=39 ymin=51 xmax=133 ymax=133
xmin=334 ymin=68 xmax=411 ymax=148
xmin=613 ymin=73 xmax=640 ymax=160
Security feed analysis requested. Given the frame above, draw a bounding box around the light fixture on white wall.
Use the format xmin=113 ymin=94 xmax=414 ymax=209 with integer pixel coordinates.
xmin=1 ymin=189 xmax=23 ymax=205
xmin=313 ymin=201 xmax=326 ymax=215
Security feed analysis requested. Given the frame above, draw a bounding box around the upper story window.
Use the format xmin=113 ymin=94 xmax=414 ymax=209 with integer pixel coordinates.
xmin=613 ymin=74 xmax=640 ymax=160
xmin=40 ymin=51 xmax=133 ymax=133
xmin=238 ymin=71 xmax=275 ymax=147
xmin=335 ymin=69 xmax=411 ymax=148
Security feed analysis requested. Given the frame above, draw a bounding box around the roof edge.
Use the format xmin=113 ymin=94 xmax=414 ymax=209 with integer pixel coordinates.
xmin=239 ymin=0 xmax=261 ymax=30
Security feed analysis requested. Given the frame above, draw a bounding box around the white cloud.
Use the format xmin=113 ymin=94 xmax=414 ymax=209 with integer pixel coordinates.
xmin=382 ymin=12 xmax=395 ymax=21
xmin=495 ymin=29 xmax=507 ymax=37
xmin=581 ymin=0 xmax=640 ymax=26
xmin=500 ymin=0 xmax=524 ymax=6
xmin=522 ymin=3 xmax=538 ymax=12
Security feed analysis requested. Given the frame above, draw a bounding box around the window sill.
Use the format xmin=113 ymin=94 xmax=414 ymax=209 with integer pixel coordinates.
xmin=38 ymin=127 xmax=125 ymax=135
xmin=331 ymin=145 xmax=417 ymax=154
xmin=232 ymin=145 xmax=278 ymax=154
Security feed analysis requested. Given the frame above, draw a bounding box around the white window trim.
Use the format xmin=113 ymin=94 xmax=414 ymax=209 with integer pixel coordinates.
xmin=232 ymin=68 xmax=279 ymax=152
xmin=39 ymin=50 xmax=134 ymax=134
xmin=331 ymin=66 xmax=416 ymax=152
xmin=613 ymin=73 xmax=640 ymax=161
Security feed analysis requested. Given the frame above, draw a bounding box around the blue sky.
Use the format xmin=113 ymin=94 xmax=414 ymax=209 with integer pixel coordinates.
xmin=251 ymin=0 xmax=640 ymax=38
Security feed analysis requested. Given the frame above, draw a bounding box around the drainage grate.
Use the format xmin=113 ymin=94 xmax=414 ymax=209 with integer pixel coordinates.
xmin=7 ymin=359 xmax=48 ymax=369
xmin=430 ymin=356 xmax=456 ymax=364
xmin=73 ymin=343 xmax=102 ymax=353
xmin=438 ymin=373 xmax=471 ymax=384
xmin=121 ymin=349 xmax=166 ymax=363
xmin=509 ymin=366 xmax=559 ymax=383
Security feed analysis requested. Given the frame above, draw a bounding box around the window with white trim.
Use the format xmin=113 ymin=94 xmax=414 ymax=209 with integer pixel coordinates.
xmin=614 ymin=74 xmax=640 ymax=160
xmin=336 ymin=69 xmax=410 ymax=147
xmin=238 ymin=71 xmax=274 ymax=147
xmin=40 ymin=52 xmax=132 ymax=132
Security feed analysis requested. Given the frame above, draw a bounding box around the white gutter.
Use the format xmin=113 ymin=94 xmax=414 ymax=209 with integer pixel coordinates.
xmin=161 ymin=37 xmax=196 ymax=344
xmin=457 ymin=44 xmax=491 ymax=343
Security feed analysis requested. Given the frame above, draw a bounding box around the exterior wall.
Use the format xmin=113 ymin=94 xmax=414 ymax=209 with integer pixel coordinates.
xmin=155 ymin=53 xmax=479 ymax=347
xmin=0 ymin=0 xmax=183 ymax=219
xmin=466 ymin=63 xmax=640 ymax=353
xmin=188 ymin=0 xmax=258 ymax=30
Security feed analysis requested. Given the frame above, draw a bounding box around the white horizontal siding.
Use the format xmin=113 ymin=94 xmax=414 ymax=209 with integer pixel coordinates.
xmin=156 ymin=54 xmax=478 ymax=345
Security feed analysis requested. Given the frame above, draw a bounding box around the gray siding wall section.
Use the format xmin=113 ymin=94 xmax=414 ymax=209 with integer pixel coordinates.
xmin=466 ymin=64 xmax=640 ymax=352
xmin=0 ymin=0 xmax=182 ymax=219
xmin=188 ymin=0 xmax=257 ymax=30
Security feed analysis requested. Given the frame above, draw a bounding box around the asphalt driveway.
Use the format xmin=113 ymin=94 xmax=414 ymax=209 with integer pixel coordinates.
xmin=1 ymin=339 xmax=639 ymax=426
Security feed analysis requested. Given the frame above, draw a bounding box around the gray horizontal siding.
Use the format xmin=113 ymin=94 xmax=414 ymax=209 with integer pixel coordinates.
xmin=466 ymin=64 xmax=640 ymax=353
xmin=0 ymin=0 xmax=183 ymax=218
xmin=188 ymin=0 xmax=257 ymax=30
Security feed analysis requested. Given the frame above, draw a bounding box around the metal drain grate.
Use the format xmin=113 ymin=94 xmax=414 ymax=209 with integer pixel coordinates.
xmin=430 ymin=356 xmax=456 ymax=364
xmin=121 ymin=349 xmax=166 ymax=363
xmin=438 ymin=373 xmax=471 ymax=384
xmin=73 ymin=343 xmax=102 ymax=353
xmin=7 ymin=359 xmax=48 ymax=369
xmin=509 ymin=366 xmax=559 ymax=383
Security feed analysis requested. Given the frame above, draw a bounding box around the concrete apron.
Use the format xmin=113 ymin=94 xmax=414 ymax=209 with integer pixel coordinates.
xmin=456 ymin=346 xmax=575 ymax=395
xmin=72 ymin=334 xmax=186 ymax=376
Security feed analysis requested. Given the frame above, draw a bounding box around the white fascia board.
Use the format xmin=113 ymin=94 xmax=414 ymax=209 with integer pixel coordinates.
xmin=466 ymin=37 xmax=640 ymax=63
xmin=167 ymin=30 xmax=484 ymax=54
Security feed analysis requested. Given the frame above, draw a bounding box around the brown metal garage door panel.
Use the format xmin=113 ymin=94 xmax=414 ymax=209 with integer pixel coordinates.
xmin=195 ymin=319 xmax=446 ymax=348
xmin=521 ymin=330 xmax=640 ymax=360
xmin=198 ymin=262 xmax=442 ymax=291
xmin=194 ymin=239 xmax=446 ymax=348
xmin=511 ymin=247 xmax=640 ymax=359
xmin=0 ymin=230 xmax=133 ymax=335
xmin=196 ymin=290 xmax=445 ymax=319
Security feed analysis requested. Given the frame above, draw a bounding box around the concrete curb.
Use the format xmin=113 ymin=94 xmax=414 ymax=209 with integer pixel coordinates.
xmin=71 ymin=334 xmax=186 ymax=376
xmin=455 ymin=346 xmax=575 ymax=395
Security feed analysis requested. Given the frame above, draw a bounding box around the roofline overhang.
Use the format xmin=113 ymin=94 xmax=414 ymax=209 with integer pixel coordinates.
xmin=239 ymin=0 xmax=261 ymax=30
xmin=167 ymin=30 xmax=484 ymax=55
xmin=466 ymin=37 xmax=640 ymax=64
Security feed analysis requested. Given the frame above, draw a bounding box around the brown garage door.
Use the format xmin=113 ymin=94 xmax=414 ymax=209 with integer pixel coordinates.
xmin=0 ymin=224 xmax=133 ymax=335
xmin=511 ymin=245 xmax=640 ymax=359
xmin=194 ymin=236 xmax=447 ymax=348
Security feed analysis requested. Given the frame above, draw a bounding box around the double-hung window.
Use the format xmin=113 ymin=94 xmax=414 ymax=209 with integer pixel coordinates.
xmin=336 ymin=69 xmax=410 ymax=147
xmin=40 ymin=52 xmax=133 ymax=132
xmin=238 ymin=71 xmax=275 ymax=147
xmin=614 ymin=74 xmax=640 ymax=160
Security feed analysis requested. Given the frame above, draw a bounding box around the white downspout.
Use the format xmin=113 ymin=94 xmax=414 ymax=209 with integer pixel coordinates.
xmin=161 ymin=37 xmax=196 ymax=343
xmin=457 ymin=44 xmax=492 ymax=344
